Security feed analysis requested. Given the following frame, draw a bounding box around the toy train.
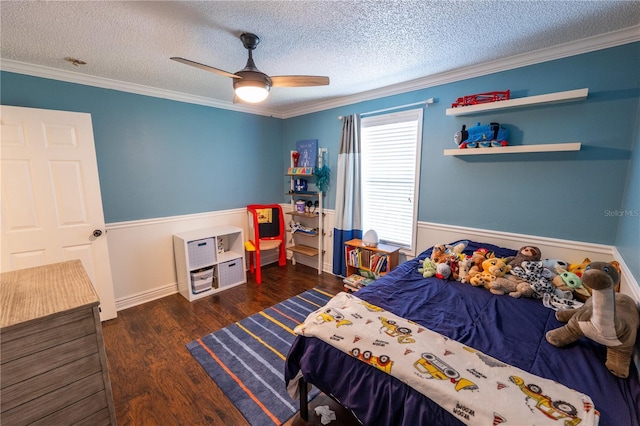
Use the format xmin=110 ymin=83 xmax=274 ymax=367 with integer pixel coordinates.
xmin=454 ymin=122 xmax=509 ymax=148
xmin=451 ymin=91 xmax=511 ymax=108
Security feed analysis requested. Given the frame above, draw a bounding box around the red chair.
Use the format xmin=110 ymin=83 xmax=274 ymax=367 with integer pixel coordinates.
xmin=245 ymin=204 xmax=287 ymax=284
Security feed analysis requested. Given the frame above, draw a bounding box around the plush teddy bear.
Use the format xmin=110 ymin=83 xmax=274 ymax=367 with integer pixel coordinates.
xmin=418 ymin=258 xmax=437 ymax=278
xmin=546 ymin=262 xmax=640 ymax=378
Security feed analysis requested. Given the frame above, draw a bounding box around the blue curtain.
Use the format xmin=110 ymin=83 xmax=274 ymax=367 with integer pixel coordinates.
xmin=332 ymin=115 xmax=362 ymax=276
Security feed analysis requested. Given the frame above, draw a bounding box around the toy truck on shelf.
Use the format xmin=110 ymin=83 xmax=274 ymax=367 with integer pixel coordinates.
xmin=451 ymin=91 xmax=511 ymax=108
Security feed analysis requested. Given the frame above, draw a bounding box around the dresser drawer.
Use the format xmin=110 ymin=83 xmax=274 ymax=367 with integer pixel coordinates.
xmin=1 ymin=372 xmax=106 ymax=425
xmin=1 ymin=333 xmax=99 ymax=388
xmin=1 ymin=352 xmax=102 ymax=412
xmin=1 ymin=309 xmax=95 ymax=363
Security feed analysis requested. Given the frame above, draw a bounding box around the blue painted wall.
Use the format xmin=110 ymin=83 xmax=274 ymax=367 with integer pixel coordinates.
xmin=284 ymin=44 xmax=640 ymax=249
xmin=0 ymin=74 xmax=284 ymax=223
xmin=1 ymin=43 xmax=638 ymax=280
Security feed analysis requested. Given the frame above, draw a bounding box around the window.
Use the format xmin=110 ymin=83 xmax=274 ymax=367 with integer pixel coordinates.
xmin=360 ymin=108 xmax=423 ymax=254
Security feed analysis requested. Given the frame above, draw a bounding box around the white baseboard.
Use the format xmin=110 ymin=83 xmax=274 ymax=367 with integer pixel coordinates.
xmin=115 ymin=282 xmax=178 ymax=311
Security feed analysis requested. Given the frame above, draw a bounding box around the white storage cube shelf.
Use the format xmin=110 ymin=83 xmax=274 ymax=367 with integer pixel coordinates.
xmin=173 ymin=225 xmax=246 ymax=301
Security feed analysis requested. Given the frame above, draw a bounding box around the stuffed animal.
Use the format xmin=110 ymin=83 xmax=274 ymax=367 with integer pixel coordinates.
xmin=511 ymin=260 xmax=571 ymax=299
xmin=482 ymin=257 xmax=510 ymax=278
xmin=470 ymin=273 xmax=494 ymax=289
xmin=470 ymin=258 xmax=511 ymax=289
xmin=568 ymin=257 xmax=591 ymax=277
xmin=430 ymin=244 xmax=448 ymax=264
xmin=445 ymin=240 xmax=468 ymax=257
xmin=552 ymin=271 xmax=590 ymax=300
xmin=457 ymin=257 xmax=473 ymax=283
xmin=546 ymin=262 xmax=640 ymax=378
xmin=610 ymin=261 xmax=622 ymax=292
xmin=435 ymin=262 xmax=451 ymax=280
xmin=418 ymin=258 xmax=437 ymax=278
xmin=541 ymin=259 xmax=570 ymax=279
xmin=465 ymin=248 xmax=494 ymax=282
xmin=505 ymin=246 xmax=541 ymax=269
xmin=447 ymin=254 xmax=461 ymax=280
xmin=489 ymin=275 xmax=536 ymax=298
xmin=454 ymin=122 xmax=509 ymax=148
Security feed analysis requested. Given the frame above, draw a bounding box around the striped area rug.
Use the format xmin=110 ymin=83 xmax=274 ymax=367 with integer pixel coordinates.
xmin=186 ymin=287 xmax=335 ymax=425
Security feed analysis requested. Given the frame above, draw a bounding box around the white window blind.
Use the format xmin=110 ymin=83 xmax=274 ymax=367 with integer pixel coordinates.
xmin=360 ymin=108 xmax=423 ymax=253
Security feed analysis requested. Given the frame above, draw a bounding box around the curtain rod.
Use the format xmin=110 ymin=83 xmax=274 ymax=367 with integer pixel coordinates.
xmin=338 ymin=98 xmax=435 ymax=120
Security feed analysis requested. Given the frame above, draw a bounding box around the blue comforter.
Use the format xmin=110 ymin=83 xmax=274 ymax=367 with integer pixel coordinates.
xmin=285 ymin=241 xmax=640 ymax=425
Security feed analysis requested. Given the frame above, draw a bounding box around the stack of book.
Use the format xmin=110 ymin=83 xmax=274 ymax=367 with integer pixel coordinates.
xmin=345 ymin=246 xmax=389 ymax=274
xmin=370 ymin=254 xmax=388 ymax=274
xmin=343 ymin=274 xmax=374 ymax=293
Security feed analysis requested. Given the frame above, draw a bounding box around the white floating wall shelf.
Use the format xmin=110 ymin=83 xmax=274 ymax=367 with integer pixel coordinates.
xmin=445 ymin=88 xmax=589 ymax=116
xmin=444 ymin=142 xmax=581 ymax=156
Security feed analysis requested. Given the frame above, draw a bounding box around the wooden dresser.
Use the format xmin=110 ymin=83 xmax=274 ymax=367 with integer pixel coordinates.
xmin=1 ymin=260 xmax=117 ymax=425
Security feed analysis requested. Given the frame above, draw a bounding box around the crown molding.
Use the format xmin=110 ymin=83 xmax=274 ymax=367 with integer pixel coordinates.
xmin=280 ymin=25 xmax=640 ymax=118
xmin=0 ymin=60 xmax=281 ymax=118
xmin=2 ymin=25 xmax=638 ymax=120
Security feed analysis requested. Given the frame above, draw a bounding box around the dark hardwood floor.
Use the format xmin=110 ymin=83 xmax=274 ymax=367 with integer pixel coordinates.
xmin=102 ymin=262 xmax=361 ymax=425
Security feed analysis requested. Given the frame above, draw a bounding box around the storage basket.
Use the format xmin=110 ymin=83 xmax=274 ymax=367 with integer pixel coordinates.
xmin=187 ymin=238 xmax=215 ymax=269
xmin=218 ymin=258 xmax=243 ymax=288
xmin=190 ymin=267 xmax=215 ymax=294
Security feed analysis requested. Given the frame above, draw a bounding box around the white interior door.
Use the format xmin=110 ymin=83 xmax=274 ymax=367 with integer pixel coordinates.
xmin=1 ymin=105 xmax=117 ymax=321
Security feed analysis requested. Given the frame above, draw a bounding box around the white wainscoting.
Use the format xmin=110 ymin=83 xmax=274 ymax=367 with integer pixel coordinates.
xmin=106 ymin=205 xmax=336 ymax=311
xmin=106 ymin=211 xmax=638 ymax=312
xmin=106 ymin=208 xmax=248 ymax=311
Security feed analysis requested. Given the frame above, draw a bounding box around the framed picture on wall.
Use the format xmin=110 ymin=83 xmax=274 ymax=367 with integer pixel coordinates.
xmin=296 ymin=139 xmax=318 ymax=168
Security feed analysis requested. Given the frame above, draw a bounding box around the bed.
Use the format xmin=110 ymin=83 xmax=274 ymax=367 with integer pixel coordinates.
xmin=285 ymin=241 xmax=640 ymax=425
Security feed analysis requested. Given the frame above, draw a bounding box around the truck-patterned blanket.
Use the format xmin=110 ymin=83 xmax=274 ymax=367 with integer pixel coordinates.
xmin=294 ymin=292 xmax=599 ymax=426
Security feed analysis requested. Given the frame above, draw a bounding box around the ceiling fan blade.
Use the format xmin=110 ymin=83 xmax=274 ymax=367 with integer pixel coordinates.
xmin=270 ymin=75 xmax=330 ymax=87
xmin=170 ymin=57 xmax=241 ymax=79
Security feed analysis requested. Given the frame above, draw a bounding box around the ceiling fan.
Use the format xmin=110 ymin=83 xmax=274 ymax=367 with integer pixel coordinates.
xmin=171 ymin=33 xmax=330 ymax=103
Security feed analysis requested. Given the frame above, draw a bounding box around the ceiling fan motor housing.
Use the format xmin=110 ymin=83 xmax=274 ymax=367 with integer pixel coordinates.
xmin=233 ymin=70 xmax=272 ymax=91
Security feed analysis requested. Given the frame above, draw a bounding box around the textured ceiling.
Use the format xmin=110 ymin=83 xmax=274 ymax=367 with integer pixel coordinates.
xmin=1 ymin=1 xmax=639 ymax=117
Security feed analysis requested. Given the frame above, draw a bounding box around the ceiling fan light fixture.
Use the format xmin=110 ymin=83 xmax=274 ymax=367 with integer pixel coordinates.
xmin=233 ymin=69 xmax=272 ymax=103
xmin=234 ymin=82 xmax=270 ymax=103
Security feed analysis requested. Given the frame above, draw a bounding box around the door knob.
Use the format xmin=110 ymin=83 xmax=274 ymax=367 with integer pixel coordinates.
xmin=93 ymin=229 xmax=103 ymax=238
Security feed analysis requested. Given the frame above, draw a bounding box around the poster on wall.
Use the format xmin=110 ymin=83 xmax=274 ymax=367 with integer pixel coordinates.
xmin=296 ymin=139 xmax=318 ymax=168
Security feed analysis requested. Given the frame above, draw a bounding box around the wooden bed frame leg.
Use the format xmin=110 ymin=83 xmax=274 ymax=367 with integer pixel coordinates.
xmin=299 ymin=376 xmax=309 ymax=421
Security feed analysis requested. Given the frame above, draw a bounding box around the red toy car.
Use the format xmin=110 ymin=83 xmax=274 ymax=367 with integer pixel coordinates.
xmin=451 ymin=91 xmax=511 ymax=108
